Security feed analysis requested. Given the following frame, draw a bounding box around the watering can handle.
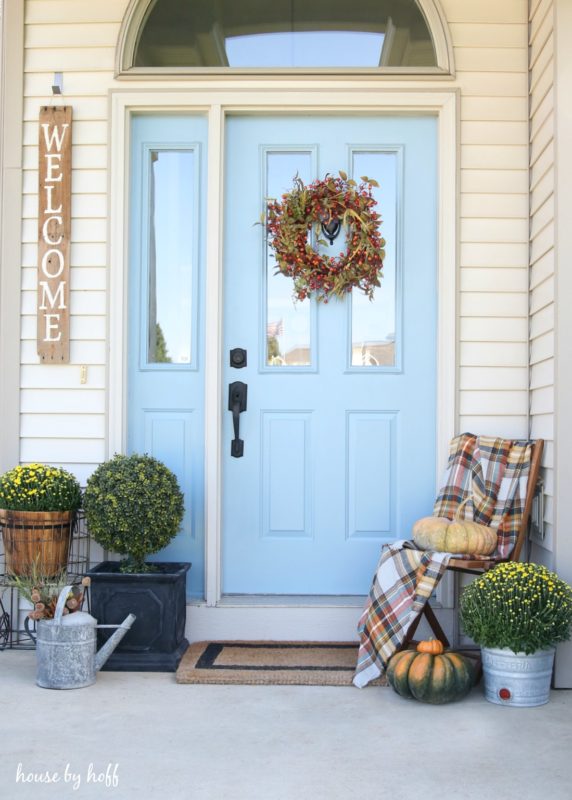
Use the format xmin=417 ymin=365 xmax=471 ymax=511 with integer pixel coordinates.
xmin=24 ymin=584 xmax=73 ymax=639
xmin=24 ymin=615 xmax=36 ymax=643
xmin=24 ymin=585 xmax=77 ymax=640
xmin=54 ymin=585 xmax=75 ymax=624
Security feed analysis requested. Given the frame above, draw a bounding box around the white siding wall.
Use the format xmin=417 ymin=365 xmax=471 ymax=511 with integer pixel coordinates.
xmin=21 ymin=0 xmax=530 ymax=479
xmin=22 ymin=0 xmax=122 ymax=485
xmin=442 ymin=0 xmax=530 ymax=439
xmin=529 ymin=0 xmax=555 ymax=560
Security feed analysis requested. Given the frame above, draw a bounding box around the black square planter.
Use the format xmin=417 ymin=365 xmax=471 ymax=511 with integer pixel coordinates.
xmin=87 ymin=561 xmax=190 ymax=672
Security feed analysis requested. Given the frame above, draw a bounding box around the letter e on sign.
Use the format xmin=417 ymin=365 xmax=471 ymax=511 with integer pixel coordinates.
xmin=37 ymin=106 xmax=72 ymax=362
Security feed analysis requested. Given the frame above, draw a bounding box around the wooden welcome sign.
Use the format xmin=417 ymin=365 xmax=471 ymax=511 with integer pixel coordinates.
xmin=37 ymin=106 xmax=72 ymax=362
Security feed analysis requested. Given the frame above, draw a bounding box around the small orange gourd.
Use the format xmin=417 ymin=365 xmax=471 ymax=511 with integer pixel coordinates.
xmin=412 ymin=498 xmax=497 ymax=555
xmin=416 ymin=639 xmax=444 ymax=655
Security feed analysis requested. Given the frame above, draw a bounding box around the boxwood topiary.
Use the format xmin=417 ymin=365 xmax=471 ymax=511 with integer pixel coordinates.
xmin=83 ymin=454 xmax=184 ymax=573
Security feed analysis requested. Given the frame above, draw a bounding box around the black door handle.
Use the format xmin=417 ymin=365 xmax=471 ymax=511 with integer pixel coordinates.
xmin=228 ymin=381 xmax=247 ymax=458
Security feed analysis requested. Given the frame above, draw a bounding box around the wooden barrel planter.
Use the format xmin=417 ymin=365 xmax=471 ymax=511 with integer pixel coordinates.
xmin=0 ymin=509 xmax=75 ymax=576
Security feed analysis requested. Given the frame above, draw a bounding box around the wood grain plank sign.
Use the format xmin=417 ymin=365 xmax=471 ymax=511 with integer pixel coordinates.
xmin=37 ymin=106 xmax=72 ymax=363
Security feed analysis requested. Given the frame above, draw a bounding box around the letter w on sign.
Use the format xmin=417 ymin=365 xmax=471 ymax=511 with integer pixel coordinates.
xmin=37 ymin=106 xmax=72 ymax=363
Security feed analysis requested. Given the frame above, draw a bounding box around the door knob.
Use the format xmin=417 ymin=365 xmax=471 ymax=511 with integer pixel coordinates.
xmin=228 ymin=381 xmax=247 ymax=458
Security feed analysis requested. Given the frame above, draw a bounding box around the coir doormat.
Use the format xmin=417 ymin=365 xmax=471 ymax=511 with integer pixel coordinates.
xmin=175 ymin=641 xmax=387 ymax=686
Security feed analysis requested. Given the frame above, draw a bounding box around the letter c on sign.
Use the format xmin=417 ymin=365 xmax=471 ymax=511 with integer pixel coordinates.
xmin=42 ymin=215 xmax=63 ymax=245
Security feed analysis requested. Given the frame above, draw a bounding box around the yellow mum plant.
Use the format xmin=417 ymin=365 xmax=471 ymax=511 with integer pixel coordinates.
xmin=0 ymin=464 xmax=82 ymax=512
xmin=460 ymin=562 xmax=572 ymax=654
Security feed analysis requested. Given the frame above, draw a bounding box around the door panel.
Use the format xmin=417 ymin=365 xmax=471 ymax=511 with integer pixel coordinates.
xmin=222 ymin=115 xmax=437 ymax=595
xmin=128 ymin=115 xmax=207 ymax=598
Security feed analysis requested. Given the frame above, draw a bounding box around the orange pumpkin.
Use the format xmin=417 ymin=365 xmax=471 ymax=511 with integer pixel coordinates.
xmin=416 ymin=639 xmax=444 ymax=655
xmin=412 ymin=498 xmax=497 ymax=555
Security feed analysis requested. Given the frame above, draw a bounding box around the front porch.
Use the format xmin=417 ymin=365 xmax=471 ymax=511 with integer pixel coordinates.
xmin=2 ymin=649 xmax=569 ymax=800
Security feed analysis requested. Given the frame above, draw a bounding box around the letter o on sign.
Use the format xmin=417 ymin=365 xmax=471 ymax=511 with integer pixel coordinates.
xmin=41 ymin=248 xmax=65 ymax=279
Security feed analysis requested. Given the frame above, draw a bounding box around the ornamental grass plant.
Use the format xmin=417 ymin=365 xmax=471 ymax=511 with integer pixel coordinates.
xmin=459 ymin=562 xmax=572 ymax=654
xmin=0 ymin=464 xmax=82 ymax=512
xmin=83 ymin=454 xmax=184 ymax=573
xmin=10 ymin=559 xmax=90 ymax=621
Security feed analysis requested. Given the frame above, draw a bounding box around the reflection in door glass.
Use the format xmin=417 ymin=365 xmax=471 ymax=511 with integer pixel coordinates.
xmin=148 ymin=150 xmax=194 ymax=365
xmin=351 ymin=151 xmax=397 ymax=367
xmin=266 ymin=151 xmax=312 ymax=367
xmin=227 ymin=31 xmax=384 ymax=68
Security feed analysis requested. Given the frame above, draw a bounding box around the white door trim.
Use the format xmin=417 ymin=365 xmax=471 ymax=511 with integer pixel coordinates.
xmin=108 ymin=85 xmax=458 ymax=628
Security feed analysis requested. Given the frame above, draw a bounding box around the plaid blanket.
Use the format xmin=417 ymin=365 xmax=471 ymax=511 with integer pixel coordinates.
xmin=433 ymin=433 xmax=532 ymax=560
xmin=353 ymin=433 xmax=533 ymax=688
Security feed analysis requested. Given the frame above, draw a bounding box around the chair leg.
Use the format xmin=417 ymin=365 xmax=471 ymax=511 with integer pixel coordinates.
xmin=401 ymin=609 xmax=423 ymax=649
xmin=401 ymin=601 xmax=450 ymax=650
xmin=423 ymin=603 xmax=450 ymax=648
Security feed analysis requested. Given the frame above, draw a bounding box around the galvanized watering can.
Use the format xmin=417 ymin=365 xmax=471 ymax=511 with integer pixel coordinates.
xmin=25 ymin=585 xmax=136 ymax=689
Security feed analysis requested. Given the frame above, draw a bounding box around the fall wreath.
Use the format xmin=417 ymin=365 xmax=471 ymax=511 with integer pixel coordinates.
xmin=266 ymin=172 xmax=385 ymax=302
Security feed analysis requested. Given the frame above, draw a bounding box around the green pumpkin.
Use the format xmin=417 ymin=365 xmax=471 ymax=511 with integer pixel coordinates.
xmin=386 ymin=649 xmax=476 ymax=704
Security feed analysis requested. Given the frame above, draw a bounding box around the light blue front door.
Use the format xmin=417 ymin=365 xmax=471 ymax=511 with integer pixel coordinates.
xmin=222 ymin=115 xmax=437 ymax=595
xmin=128 ymin=115 xmax=207 ymax=599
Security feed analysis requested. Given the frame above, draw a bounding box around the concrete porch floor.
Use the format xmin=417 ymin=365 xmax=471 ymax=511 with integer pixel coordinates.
xmin=1 ymin=651 xmax=570 ymax=800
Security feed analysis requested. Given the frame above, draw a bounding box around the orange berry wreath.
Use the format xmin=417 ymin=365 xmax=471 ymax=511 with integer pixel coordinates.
xmin=266 ymin=172 xmax=386 ymax=303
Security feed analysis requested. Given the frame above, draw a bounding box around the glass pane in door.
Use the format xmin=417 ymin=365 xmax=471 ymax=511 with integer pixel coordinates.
xmin=351 ymin=150 xmax=398 ymax=368
xmin=147 ymin=150 xmax=195 ymax=365
xmin=265 ymin=150 xmax=313 ymax=367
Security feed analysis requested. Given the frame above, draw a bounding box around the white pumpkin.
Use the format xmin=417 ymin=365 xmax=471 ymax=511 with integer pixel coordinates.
xmin=413 ymin=498 xmax=497 ymax=555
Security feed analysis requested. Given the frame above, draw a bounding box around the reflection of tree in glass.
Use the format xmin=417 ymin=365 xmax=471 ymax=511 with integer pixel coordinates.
xmin=155 ymin=323 xmax=172 ymax=363
xmin=267 ymin=335 xmax=280 ymax=364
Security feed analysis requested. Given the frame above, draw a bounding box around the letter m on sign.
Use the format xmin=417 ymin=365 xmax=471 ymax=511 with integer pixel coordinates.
xmin=37 ymin=106 xmax=72 ymax=363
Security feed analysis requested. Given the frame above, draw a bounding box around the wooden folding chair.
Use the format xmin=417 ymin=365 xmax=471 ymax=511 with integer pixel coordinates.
xmin=401 ymin=439 xmax=545 ymax=652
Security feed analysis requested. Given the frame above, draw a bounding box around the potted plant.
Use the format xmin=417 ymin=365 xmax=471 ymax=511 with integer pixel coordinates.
xmin=84 ymin=453 xmax=188 ymax=672
xmin=0 ymin=464 xmax=82 ymax=576
xmin=459 ymin=562 xmax=572 ymax=707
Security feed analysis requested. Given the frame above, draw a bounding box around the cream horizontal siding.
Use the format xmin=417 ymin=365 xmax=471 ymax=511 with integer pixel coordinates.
xmin=460 ymin=243 xmax=528 ymax=267
xmin=20 ymin=439 xmax=105 ymax=464
xmin=25 ymin=1 xmax=124 ymax=24
xmin=20 ymin=0 xmax=119 ymax=479
xmin=529 ymin=0 xmax=555 ymax=555
xmin=440 ymin=0 xmax=530 ymax=439
xmin=459 ymin=366 xmax=528 ymax=390
xmin=21 ymin=414 xmax=105 ymax=438
xmin=25 ymin=23 xmax=120 ymax=48
xmin=20 ymin=389 xmax=106 ymax=414
xmin=448 ymin=24 xmax=527 ymax=49
xmin=20 ymin=0 xmax=530 ymax=479
xmin=460 ymin=268 xmax=528 ymax=292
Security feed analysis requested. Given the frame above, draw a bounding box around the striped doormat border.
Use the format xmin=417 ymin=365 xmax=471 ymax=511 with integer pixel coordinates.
xmin=175 ymin=641 xmax=387 ymax=686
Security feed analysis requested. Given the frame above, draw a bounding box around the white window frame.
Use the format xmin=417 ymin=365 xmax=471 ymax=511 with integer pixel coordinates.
xmin=115 ymin=0 xmax=455 ymax=78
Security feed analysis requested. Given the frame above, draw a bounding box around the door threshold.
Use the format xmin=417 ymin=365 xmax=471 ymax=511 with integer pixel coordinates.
xmin=217 ymin=594 xmax=366 ymax=608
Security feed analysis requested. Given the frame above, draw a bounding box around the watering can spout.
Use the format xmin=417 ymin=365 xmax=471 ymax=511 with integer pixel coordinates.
xmin=95 ymin=614 xmax=136 ymax=672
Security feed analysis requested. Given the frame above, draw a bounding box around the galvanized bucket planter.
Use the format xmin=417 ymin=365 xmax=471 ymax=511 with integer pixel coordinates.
xmin=26 ymin=585 xmax=135 ymax=689
xmin=481 ymin=646 xmax=555 ymax=707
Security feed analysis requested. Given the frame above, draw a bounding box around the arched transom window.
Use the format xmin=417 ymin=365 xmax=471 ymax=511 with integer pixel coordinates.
xmin=125 ymin=0 xmax=445 ymax=71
